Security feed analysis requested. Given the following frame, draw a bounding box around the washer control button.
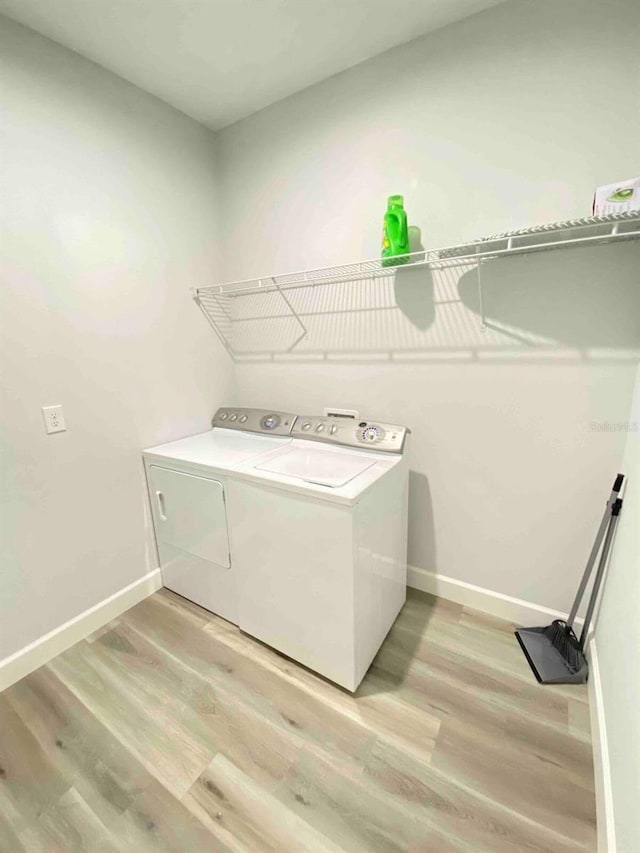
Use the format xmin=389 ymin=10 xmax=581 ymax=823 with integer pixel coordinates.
xmin=329 ymin=424 xmax=338 ymax=435
xmin=301 ymin=422 xmax=311 ymax=431
xmin=261 ymin=414 xmax=280 ymax=430
xmin=219 ymin=412 xmax=228 ymax=420
xmin=315 ymin=423 xmax=325 ymax=433
xmin=229 ymin=413 xmax=238 ymax=422
xmin=361 ymin=425 xmax=381 ymax=441
xmin=239 ymin=415 xmax=248 ymax=423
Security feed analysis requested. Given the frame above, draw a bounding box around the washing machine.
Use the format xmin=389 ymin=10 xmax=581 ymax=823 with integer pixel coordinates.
xmin=143 ymin=408 xmax=296 ymax=623
xmin=144 ymin=407 xmax=410 ymax=691
xmin=230 ymin=412 xmax=410 ymax=691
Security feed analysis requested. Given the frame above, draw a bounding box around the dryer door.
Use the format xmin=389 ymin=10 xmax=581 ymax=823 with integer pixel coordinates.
xmin=148 ymin=466 xmax=230 ymax=568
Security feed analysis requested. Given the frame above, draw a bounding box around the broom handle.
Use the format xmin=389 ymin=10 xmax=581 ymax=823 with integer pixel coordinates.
xmin=566 ymin=474 xmax=624 ymax=629
xmin=579 ymin=497 xmax=623 ymax=649
xmin=566 ymin=507 xmax=611 ymax=628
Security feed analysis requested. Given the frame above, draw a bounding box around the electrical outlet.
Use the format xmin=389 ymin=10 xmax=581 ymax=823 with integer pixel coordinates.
xmin=42 ymin=404 xmax=66 ymax=434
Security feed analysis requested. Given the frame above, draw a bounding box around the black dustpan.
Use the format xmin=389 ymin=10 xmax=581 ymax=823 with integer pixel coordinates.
xmin=515 ymin=474 xmax=624 ymax=685
xmin=515 ymin=624 xmax=588 ymax=684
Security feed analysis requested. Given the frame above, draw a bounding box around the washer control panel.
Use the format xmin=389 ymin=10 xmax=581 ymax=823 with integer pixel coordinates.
xmin=292 ymin=416 xmax=409 ymax=453
xmin=212 ymin=407 xmax=297 ymax=437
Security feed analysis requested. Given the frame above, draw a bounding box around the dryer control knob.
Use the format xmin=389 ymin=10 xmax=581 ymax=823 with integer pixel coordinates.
xmin=315 ymin=424 xmax=325 ymax=433
xmin=219 ymin=412 xmax=228 ymax=420
xmin=229 ymin=413 xmax=238 ymax=422
xmin=329 ymin=424 xmax=338 ymax=435
xmin=239 ymin=415 xmax=248 ymax=423
xmin=301 ymin=422 xmax=311 ymax=431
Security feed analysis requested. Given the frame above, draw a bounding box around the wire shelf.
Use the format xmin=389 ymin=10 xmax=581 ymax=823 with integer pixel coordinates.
xmin=194 ymin=211 xmax=640 ymax=357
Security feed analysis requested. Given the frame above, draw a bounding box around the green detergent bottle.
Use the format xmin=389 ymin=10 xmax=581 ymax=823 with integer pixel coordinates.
xmin=381 ymin=195 xmax=410 ymax=267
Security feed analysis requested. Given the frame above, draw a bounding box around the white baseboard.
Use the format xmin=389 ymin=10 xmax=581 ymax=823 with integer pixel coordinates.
xmin=0 ymin=569 xmax=162 ymax=693
xmin=407 ymin=565 xmax=580 ymax=627
xmin=588 ymin=639 xmax=616 ymax=853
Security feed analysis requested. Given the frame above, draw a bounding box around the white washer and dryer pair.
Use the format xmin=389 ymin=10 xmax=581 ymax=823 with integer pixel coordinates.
xmin=143 ymin=407 xmax=410 ymax=691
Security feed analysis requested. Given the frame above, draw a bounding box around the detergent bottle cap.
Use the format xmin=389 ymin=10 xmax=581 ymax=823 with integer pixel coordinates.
xmin=387 ymin=194 xmax=404 ymax=208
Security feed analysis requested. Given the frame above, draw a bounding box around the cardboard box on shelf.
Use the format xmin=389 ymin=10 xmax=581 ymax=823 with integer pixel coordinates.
xmin=592 ymin=177 xmax=640 ymax=216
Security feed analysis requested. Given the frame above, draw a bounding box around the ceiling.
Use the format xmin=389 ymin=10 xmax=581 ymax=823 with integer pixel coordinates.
xmin=0 ymin=0 xmax=503 ymax=130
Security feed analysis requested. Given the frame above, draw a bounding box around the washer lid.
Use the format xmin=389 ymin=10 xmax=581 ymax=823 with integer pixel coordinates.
xmin=254 ymin=447 xmax=376 ymax=487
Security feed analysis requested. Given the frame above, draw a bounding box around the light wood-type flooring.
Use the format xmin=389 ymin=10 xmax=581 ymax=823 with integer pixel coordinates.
xmin=0 ymin=588 xmax=596 ymax=852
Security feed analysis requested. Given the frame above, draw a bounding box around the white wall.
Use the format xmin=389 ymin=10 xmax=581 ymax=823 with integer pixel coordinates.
xmin=0 ymin=17 xmax=232 ymax=660
xmin=216 ymin=0 xmax=640 ymax=615
xmin=593 ymin=365 xmax=640 ymax=852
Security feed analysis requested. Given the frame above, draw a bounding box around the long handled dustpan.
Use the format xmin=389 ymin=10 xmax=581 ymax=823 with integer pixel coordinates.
xmin=515 ymin=474 xmax=625 ymax=684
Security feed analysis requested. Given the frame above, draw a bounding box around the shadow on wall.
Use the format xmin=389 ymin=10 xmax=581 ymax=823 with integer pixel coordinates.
xmin=407 ymin=471 xmax=436 ymax=572
xmin=458 ymin=245 xmax=640 ymax=350
xmin=394 ymin=225 xmax=434 ymax=331
xmin=221 ymin=242 xmax=640 ymax=361
xmin=394 ymin=267 xmax=435 ymax=332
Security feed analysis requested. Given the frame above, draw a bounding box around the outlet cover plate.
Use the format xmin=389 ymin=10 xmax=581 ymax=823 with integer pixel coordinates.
xmin=42 ymin=404 xmax=66 ymax=434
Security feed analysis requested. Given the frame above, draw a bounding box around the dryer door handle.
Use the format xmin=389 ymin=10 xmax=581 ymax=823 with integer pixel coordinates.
xmin=155 ymin=490 xmax=167 ymax=521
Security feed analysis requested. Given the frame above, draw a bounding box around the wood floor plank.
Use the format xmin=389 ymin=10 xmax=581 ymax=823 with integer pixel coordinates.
xmin=120 ymin=595 xmax=383 ymax=763
xmin=116 ymin=614 xmax=457 ymax=851
xmin=0 ymin=693 xmax=71 ymax=834
xmin=48 ymin=638 xmax=217 ymax=799
xmin=4 ymin=667 xmax=234 ymax=852
xmin=369 ymin=645 xmax=594 ymax=785
xmin=0 ymin=807 xmax=27 ymax=853
xmin=0 ymin=586 xmax=596 ymax=852
xmin=363 ymin=669 xmax=595 ymax=844
xmin=6 ymin=668 xmax=142 ymax=823
xmin=568 ymin=699 xmax=592 ymax=739
xmin=363 ymin=736 xmax=591 ymax=853
xmin=84 ymin=619 xmax=121 ymax=645
xmin=198 ymin=609 xmax=441 ymax=763
xmin=391 ymin=610 xmax=590 ymax=704
xmin=271 ymin=745 xmax=468 ymax=853
xmin=374 ymin=628 xmax=574 ymax=729
xmin=189 ymin=754 xmax=345 ymax=853
xmin=17 ymin=786 xmax=119 ymax=853
xmin=156 ymin=587 xmax=218 ymax=629
xmin=91 ymin=621 xmax=302 ymax=789
xmin=457 ymin=608 xmax=590 ymax=706
xmin=430 ymin=716 xmax=596 ymax=848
